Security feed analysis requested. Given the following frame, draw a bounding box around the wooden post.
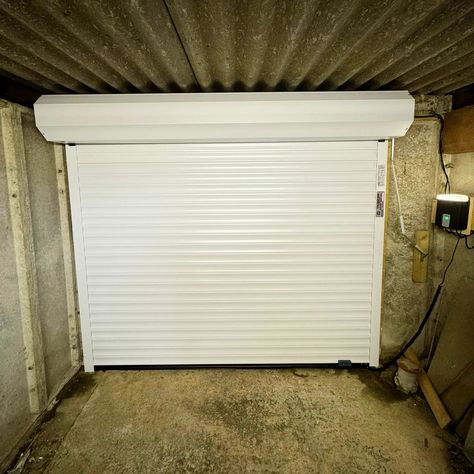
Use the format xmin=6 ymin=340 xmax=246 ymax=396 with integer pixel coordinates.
xmin=1 ymin=106 xmax=47 ymax=413
xmin=412 ymin=230 xmax=429 ymax=283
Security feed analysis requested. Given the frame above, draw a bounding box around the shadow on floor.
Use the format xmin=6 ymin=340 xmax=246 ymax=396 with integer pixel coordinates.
xmin=9 ymin=368 xmax=466 ymax=474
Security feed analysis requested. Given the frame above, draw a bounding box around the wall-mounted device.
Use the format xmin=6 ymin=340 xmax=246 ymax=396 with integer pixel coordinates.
xmin=432 ymin=194 xmax=473 ymax=234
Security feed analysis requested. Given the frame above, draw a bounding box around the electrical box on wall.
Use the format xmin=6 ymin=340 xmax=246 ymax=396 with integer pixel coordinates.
xmin=432 ymin=195 xmax=474 ymax=234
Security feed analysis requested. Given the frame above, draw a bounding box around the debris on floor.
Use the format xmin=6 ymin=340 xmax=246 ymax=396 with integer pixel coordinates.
xmin=11 ymin=368 xmax=471 ymax=474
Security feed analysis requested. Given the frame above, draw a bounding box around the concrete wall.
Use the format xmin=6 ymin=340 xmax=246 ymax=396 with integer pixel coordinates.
xmin=428 ymin=151 xmax=474 ymax=438
xmin=0 ymin=99 xmax=79 ymax=468
xmin=381 ymin=96 xmax=474 ymax=438
xmin=0 ymin=105 xmax=33 ymax=467
xmin=381 ymin=117 xmax=441 ymax=358
xmin=22 ymin=113 xmax=75 ymax=394
xmin=379 ymin=95 xmax=465 ymax=360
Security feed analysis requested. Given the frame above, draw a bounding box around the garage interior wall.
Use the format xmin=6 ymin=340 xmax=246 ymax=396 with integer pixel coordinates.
xmin=0 ymin=94 xmax=472 ymax=465
xmin=428 ymin=149 xmax=474 ymax=439
xmin=0 ymin=99 xmax=79 ymax=467
xmin=383 ymin=97 xmax=472 ymax=354
xmin=384 ymin=95 xmax=474 ymax=438
xmin=381 ymin=99 xmax=447 ymax=358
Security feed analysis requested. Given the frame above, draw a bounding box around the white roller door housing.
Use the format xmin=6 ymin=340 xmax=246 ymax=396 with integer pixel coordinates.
xmin=34 ymin=92 xmax=414 ymax=370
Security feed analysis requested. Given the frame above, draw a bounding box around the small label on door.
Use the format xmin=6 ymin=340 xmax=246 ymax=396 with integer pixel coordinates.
xmin=377 ymin=165 xmax=386 ymax=187
xmin=376 ymin=191 xmax=385 ymax=217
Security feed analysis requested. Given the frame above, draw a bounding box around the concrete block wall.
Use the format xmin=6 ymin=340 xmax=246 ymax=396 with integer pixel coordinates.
xmin=0 ymin=99 xmax=79 ymax=468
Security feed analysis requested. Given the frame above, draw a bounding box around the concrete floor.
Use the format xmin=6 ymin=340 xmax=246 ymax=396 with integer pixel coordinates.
xmin=17 ymin=368 xmax=458 ymax=473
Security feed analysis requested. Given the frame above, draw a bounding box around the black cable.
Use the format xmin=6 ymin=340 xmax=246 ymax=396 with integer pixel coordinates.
xmin=374 ymin=113 xmax=461 ymax=370
xmin=373 ymin=236 xmax=462 ymax=371
xmin=465 ymin=235 xmax=474 ymax=250
xmin=444 ymin=229 xmax=474 ymax=248
xmin=415 ymin=112 xmax=450 ymax=193
xmin=440 ymin=237 xmax=461 ymax=286
xmin=433 ymin=113 xmax=450 ymax=193
xmin=373 ymin=285 xmax=442 ymax=371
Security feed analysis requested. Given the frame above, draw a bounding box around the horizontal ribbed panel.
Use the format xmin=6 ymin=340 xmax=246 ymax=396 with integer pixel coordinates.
xmin=76 ymin=142 xmax=378 ymax=365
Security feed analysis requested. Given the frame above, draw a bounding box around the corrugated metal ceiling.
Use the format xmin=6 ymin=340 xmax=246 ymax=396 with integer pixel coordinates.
xmin=0 ymin=0 xmax=473 ymax=105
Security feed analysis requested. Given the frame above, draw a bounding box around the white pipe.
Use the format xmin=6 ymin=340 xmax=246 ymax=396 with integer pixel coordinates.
xmin=391 ymin=139 xmax=406 ymax=235
xmin=391 ymin=139 xmax=428 ymax=257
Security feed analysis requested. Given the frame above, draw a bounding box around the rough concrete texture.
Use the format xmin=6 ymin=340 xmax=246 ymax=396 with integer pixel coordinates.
xmin=2 ymin=1 xmax=474 ymax=105
xmin=0 ymin=0 xmax=197 ymax=95
xmin=17 ymin=369 xmax=458 ymax=474
xmin=415 ymin=95 xmax=452 ymax=116
xmin=381 ymin=118 xmax=440 ymax=358
xmin=428 ymin=152 xmax=474 ymax=438
xmin=0 ymin=106 xmax=34 ymax=462
xmin=21 ymin=112 xmax=72 ymax=396
xmin=0 ymin=100 xmax=76 ymax=468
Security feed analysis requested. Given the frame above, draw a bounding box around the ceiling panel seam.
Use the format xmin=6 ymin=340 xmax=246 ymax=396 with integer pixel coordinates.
xmin=163 ymin=0 xmax=201 ymax=92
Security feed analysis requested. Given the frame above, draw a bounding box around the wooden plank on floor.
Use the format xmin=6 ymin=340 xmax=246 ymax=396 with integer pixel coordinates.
xmin=405 ymin=348 xmax=451 ymax=429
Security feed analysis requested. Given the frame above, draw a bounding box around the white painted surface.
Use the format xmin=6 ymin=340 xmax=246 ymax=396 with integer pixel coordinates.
xmin=68 ymin=141 xmax=386 ymax=368
xmin=66 ymin=146 xmax=94 ymax=372
xmin=370 ymin=141 xmax=388 ymax=366
xmin=34 ymin=91 xmax=414 ymax=144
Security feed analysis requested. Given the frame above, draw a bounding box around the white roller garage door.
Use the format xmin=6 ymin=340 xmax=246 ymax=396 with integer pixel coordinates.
xmin=67 ymin=140 xmax=387 ymax=369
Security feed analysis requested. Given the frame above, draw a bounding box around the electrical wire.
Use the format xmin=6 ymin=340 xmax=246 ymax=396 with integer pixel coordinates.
xmin=464 ymin=235 xmax=474 ymax=249
xmin=415 ymin=112 xmax=450 ymax=193
xmin=374 ymin=285 xmax=442 ymax=371
xmin=426 ymin=233 xmax=472 ymax=367
xmin=374 ymin=236 xmax=462 ymax=371
xmin=425 ymin=290 xmax=443 ymax=369
xmin=445 ymin=229 xmax=474 ymax=244
xmin=440 ymin=237 xmax=461 ymax=286
xmin=391 ymin=139 xmax=406 ymax=235
xmin=433 ymin=113 xmax=451 ymax=193
xmin=373 ymin=112 xmax=464 ymax=371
